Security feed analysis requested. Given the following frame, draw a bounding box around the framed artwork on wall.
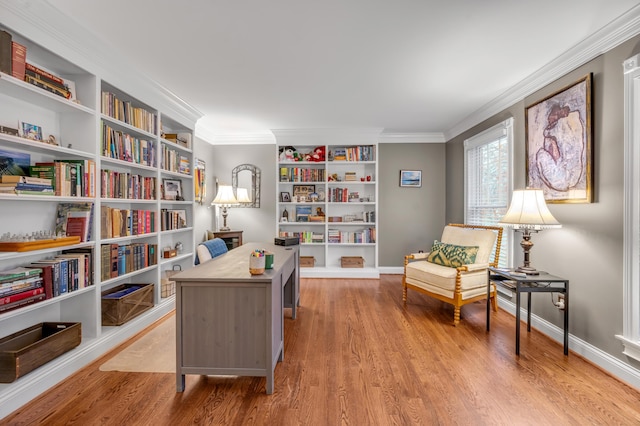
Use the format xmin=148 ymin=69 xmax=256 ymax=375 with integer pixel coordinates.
xmin=400 ymin=170 xmax=422 ymax=187
xmin=525 ymin=74 xmax=593 ymax=203
xmin=195 ymin=159 xmax=206 ymax=204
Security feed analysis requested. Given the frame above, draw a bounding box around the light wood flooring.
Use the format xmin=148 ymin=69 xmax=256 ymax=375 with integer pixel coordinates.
xmin=3 ymin=275 xmax=640 ymax=425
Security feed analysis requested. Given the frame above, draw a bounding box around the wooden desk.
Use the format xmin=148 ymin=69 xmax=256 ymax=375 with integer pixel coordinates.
xmin=211 ymin=230 xmax=243 ymax=250
xmin=173 ymin=242 xmax=300 ymax=394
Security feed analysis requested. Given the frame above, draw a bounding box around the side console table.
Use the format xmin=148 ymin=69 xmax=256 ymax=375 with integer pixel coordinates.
xmin=487 ymin=267 xmax=569 ymax=356
xmin=212 ymin=230 xmax=243 ymax=250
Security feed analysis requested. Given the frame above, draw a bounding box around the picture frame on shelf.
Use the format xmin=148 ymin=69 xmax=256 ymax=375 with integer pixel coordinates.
xmin=19 ymin=121 xmax=43 ymax=141
xmin=400 ymin=170 xmax=422 ymax=187
xmin=280 ymin=191 xmax=291 ymax=202
xmin=162 ymin=178 xmax=183 ymax=201
xmin=525 ymin=74 xmax=593 ymax=203
xmin=293 ymin=184 xmax=315 ymax=199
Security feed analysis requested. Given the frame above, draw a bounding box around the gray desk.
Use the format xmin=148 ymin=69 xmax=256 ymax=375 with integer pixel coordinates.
xmin=172 ymin=242 xmax=300 ymax=394
xmin=487 ymin=267 xmax=569 ymax=356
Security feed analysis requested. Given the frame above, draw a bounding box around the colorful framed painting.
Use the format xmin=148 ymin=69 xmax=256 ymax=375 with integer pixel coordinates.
xmin=525 ymin=74 xmax=593 ymax=203
xmin=195 ymin=159 xmax=206 ymax=204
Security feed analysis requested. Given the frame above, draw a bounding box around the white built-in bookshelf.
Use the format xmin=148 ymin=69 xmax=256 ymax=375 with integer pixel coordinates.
xmin=273 ymin=129 xmax=380 ymax=278
xmin=0 ymin=4 xmax=200 ymax=418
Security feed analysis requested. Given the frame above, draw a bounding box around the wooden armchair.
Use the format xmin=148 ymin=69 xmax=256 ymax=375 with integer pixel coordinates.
xmin=402 ymin=223 xmax=503 ymax=326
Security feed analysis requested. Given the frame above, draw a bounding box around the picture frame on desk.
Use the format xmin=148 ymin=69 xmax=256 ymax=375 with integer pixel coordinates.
xmin=162 ymin=178 xmax=183 ymax=201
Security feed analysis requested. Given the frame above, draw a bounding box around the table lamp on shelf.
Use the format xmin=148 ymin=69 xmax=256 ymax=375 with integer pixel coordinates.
xmin=212 ymin=185 xmax=238 ymax=231
xmin=499 ymin=188 xmax=561 ymax=275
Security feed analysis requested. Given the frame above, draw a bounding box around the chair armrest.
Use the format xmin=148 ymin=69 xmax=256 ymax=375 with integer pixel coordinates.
xmin=456 ymin=262 xmax=490 ymax=273
xmin=405 ymin=252 xmax=429 ymax=262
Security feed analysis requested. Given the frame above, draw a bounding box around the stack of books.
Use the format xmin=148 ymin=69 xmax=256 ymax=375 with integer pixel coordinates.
xmin=24 ymin=63 xmax=75 ymax=100
xmin=0 ymin=175 xmax=53 ymax=195
xmin=0 ymin=267 xmax=46 ymax=314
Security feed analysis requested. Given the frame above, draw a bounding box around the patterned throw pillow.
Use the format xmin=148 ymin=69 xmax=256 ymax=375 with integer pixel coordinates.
xmin=426 ymin=240 xmax=479 ymax=268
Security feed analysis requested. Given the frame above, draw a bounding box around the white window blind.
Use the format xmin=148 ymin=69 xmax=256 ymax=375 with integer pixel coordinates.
xmin=464 ymin=118 xmax=513 ymax=267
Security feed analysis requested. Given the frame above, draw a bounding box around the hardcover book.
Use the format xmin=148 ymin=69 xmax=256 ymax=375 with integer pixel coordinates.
xmin=11 ymin=41 xmax=26 ymax=81
xmin=0 ymin=30 xmax=11 ymax=75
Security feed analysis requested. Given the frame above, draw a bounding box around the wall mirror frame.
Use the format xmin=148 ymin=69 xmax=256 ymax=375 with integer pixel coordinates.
xmin=232 ymin=164 xmax=261 ymax=208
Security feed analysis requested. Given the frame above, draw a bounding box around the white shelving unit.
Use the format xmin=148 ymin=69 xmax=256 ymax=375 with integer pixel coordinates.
xmin=273 ymin=129 xmax=380 ymax=278
xmin=0 ymin=14 xmax=200 ymax=418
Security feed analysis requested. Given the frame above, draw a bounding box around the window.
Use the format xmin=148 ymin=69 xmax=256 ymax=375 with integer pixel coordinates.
xmin=617 ymin=54 xmax=640 ymax=361
xmin=464 ymin=118 xmax=513 ymax=267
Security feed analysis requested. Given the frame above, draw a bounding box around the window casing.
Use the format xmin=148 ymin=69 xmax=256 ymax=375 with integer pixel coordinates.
xmin=464 ymin=118 xmax=514 ymax=268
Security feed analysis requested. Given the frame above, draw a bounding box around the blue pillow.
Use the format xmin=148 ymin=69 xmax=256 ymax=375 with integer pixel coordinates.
xmin=195 ymin=238 xmax=228 ymax=265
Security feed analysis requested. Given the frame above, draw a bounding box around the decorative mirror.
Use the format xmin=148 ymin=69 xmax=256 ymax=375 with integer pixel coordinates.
xmin=232 ymin=164 xmax=261 ymax=208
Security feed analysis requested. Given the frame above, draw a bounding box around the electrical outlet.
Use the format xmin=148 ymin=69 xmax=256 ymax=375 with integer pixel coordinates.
xmin=556 ymin=294 xmax=566 ymax=310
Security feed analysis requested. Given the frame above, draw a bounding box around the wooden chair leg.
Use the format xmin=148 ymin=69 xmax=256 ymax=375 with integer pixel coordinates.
xmin=402 ymin=278 xmax=407 ymax=303
xmin=453 ymin=306 xmax=461 ymax=326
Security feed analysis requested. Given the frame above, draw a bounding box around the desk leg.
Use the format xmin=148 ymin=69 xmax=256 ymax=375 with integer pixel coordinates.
xmin=266 ymin=373 xmax=274 ymax=394
xmin=177 ymin=374 xmax=185 ymax=392
xmin=527 ymin=291 xmax=532 ymax=332
xmin=564 ymin=282 xmax=569 ymax=355
xmin=515 ymin=285 xmax=521 ymax=356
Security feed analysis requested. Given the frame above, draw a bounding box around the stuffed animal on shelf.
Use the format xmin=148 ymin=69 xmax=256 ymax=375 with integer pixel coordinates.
xmin=328 ymin=173 xmax=340 ymax=182
xmin=316 ymin=207 xmax=325 ymax=216
xmin=305 ymin=145 xmax=326 ymax=162
xmin=279 ymin=145 xmax=304 ymax=162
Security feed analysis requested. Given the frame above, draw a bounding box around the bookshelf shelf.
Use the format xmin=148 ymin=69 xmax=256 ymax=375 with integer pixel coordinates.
xmin=273 ymin=130 xmax=379 ymax=277
xmin=0 ymin=11 xmax=199 ymax=416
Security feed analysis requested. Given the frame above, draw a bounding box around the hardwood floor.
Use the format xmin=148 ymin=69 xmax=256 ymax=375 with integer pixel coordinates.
xmin=4 ymin=275 xmax=640 ymax=425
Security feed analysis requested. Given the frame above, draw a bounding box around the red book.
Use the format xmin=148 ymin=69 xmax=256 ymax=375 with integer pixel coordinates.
xmin=66 ymin=216 xmax=88 ymax=241
xmin=0 ymin=293 xmax=46 ymax=313
xmin=25 ymin=62 xmax=64 ymax=85
xmin=28 ymin=264 xmax=54 ymax=299
xmin=0 ymin=286 xmax=44 ymax=306
xmin=11 ymin=41 xmax=26 ymax=81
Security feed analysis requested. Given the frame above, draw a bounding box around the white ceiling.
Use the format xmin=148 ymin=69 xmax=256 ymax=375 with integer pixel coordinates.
xmin=49 ymin=0 xmax=640 ymax=141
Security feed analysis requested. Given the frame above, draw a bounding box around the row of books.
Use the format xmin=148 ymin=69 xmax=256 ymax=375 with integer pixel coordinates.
xmin=160 ymin=208 xmax=187 ymax=231
xmin=328 ymin=211 xmax=376 ymax=223
xmin=327 ymin=188 xmax=370 ymax=202
xmin=101 ymin=122 xmax=156 ymax=167
xmin=279 ymin=167 xmax=326 ymax=182
xmin=0 ymin=248 xmax=94 ymax=313
xmin=330 ymin=146 xmax=375 ymax=162
xmin=30 ymin=159 xmax=96 ymax=197
xmin=24 ymin=62 xmax=74 ymax=100
xmin=162 ymin=132 xmax=192 ymax=149
xmin=161 ymin=145 xmax=191 ymax=175
xmin=0 ymin=30 xmax=25 ymax=81
xmin=101 ymin=91 xmax=157 ymax=134
xmin=327 ymin=228 xmax=376 ymax=244
xmin=101 ymin=169 xmax=157 ymax=200
xmin=100 ymin=243 xmax=158 ymax=282
xmin=100 ymin=206 xmax=156 ymax=239
xmin=278 ymin=231 xmax=325 ymax=243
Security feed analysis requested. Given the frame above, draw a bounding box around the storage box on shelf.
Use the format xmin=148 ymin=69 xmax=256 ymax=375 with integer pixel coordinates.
xmin=101 ymin=283 xmax=154 ymax=326
xmin=273 ymin=131 xmax=379 ymax=277
xmin=0 ymin=322 xmax=81 ymax=383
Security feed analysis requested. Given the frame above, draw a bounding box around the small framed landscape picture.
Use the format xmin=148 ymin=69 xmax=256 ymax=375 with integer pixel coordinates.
xmin=280 ymin=191 xmax=291 ymax=202
xmin=400 ymin=170 xmax=422 ymax=187
xmin=20 ymin=122 xmax=43 ymax=141
xmin=162 ymin=178 xmax=183 ymax=200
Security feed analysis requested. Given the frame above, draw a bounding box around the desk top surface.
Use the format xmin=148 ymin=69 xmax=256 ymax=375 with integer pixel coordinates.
xmin=173 ymin=242 xmax=297 ymax=283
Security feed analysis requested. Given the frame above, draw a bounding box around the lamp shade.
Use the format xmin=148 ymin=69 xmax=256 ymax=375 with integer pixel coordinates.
xmin=212 ymin=185 xmax=238 ymax=206
xmin=236 ymin=187 xmax=251 ymax=203
xmin=499 ymin=189 xmax=561 ymax=230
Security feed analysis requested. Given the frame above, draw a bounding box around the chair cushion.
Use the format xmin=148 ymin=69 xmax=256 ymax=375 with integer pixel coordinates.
xmin=405 ymin=260 xmax=487 ymax=294
xmin=441 ymin=225 xmax=497 ymax=264
xmin=195 ymin=237 xmax=228 ymax=265
xmin=426 ymin=240 xmax=479 ymax=267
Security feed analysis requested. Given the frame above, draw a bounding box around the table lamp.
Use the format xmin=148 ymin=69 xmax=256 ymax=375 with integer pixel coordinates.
xmin=212 ymin=185 xmax=238 ymax=231
xmin=235 ymin=187 xmax=251 ymax=205
xmin=499 ymin=188 xmax=561 ymax=275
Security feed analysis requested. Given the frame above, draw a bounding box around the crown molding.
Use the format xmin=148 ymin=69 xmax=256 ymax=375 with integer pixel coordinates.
xmin=445 ymin=4 xmax=640 ymax=141
xmin=195 ymin=123 xmax=276 ymax=145
xmin=378 ymin=132 xmax=445 ymax=144
xmin=2 ymin=0 xmax=202 ymax=127
xmin=271 ymin=128 xmax=383 ymax=146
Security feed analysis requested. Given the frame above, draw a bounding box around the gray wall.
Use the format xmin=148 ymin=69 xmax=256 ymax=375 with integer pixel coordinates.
xmin=211 ymin=144 xmax=278 ymax=244
xmin=378 ymin=143 xmax=447 ymax=266
xmin=446 ymin=34 xmax=640 ymax=365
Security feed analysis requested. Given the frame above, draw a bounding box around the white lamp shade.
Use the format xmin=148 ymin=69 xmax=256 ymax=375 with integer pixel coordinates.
xmin=212 ymin=185 xmax=238 ymax=206
xmin=500 ymin=189 xmax=561 ymax=230
xmin=236 ymin=187 xmax=251 ymax=203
